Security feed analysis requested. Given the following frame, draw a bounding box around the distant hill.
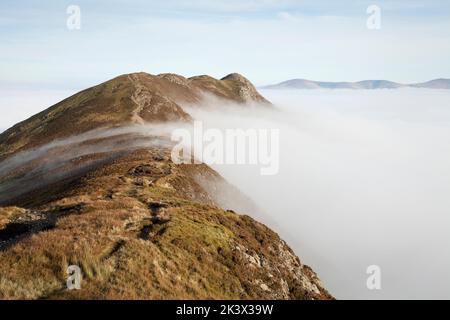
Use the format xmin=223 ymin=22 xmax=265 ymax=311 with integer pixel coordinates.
xmin=410 ymin=78 xmax=450 ymax=89
xmin=262 ymin=78 xmax=450 ymax=90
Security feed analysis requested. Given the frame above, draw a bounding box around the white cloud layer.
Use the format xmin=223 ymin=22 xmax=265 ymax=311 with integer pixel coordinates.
xmin=188 ymin=88 xmax=450 ymax=299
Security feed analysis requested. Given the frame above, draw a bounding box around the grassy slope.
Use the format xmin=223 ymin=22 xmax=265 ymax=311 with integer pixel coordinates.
xmin=0 ymin=149 xmax=332 ymax=300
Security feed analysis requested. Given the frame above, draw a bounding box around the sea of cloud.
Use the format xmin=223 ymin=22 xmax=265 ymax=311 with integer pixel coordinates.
xmin=1 ymin=87 xmax=449 ymax=299
xmin=187 ymin=88 xmax=450 ymax=299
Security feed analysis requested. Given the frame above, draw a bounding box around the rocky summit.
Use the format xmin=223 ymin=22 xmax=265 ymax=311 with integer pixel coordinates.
xmin=0 ymin=72 xmax=333 ymax=300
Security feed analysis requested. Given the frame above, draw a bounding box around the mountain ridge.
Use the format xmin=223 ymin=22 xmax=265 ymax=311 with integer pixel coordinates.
xmin=0 ymin=72 xmax=333 ymax=300
xmin=0 ymin=72 xmax=270 ymax=160
xmin=262 ymin=78 xmax=450 ymax=90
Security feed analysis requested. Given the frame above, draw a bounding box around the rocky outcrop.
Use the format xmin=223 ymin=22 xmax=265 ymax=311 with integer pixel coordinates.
xmin=220 ymin=73 xmax=269 ymax=103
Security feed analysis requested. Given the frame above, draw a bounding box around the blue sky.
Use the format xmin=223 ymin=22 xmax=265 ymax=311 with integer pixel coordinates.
xmin=1 ymin=0 xmax=450 ymax=90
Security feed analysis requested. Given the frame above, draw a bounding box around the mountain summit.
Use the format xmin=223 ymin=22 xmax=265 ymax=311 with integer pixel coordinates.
xmin=0 ymin=72 xmax=332 ymax=300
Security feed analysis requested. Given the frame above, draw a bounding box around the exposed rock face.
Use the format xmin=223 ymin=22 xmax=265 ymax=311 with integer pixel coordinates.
xmin=0 ymin=72 xmax=333 ymax=300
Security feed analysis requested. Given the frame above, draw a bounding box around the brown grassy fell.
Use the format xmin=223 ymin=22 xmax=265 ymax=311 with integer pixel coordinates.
xmin=0 ymin=72 xmax=270 ymax=160
xmin=0 ymin=72 xmax=333 ymax=300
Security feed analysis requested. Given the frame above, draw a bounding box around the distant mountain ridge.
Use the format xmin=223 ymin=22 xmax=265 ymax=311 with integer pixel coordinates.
xmin=262 ymin=78 xmax=450 ymax=90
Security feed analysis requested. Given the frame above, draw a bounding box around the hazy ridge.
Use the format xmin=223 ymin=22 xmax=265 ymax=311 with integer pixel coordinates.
xmin=262 ymin=78 xmax=450 ymax=90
